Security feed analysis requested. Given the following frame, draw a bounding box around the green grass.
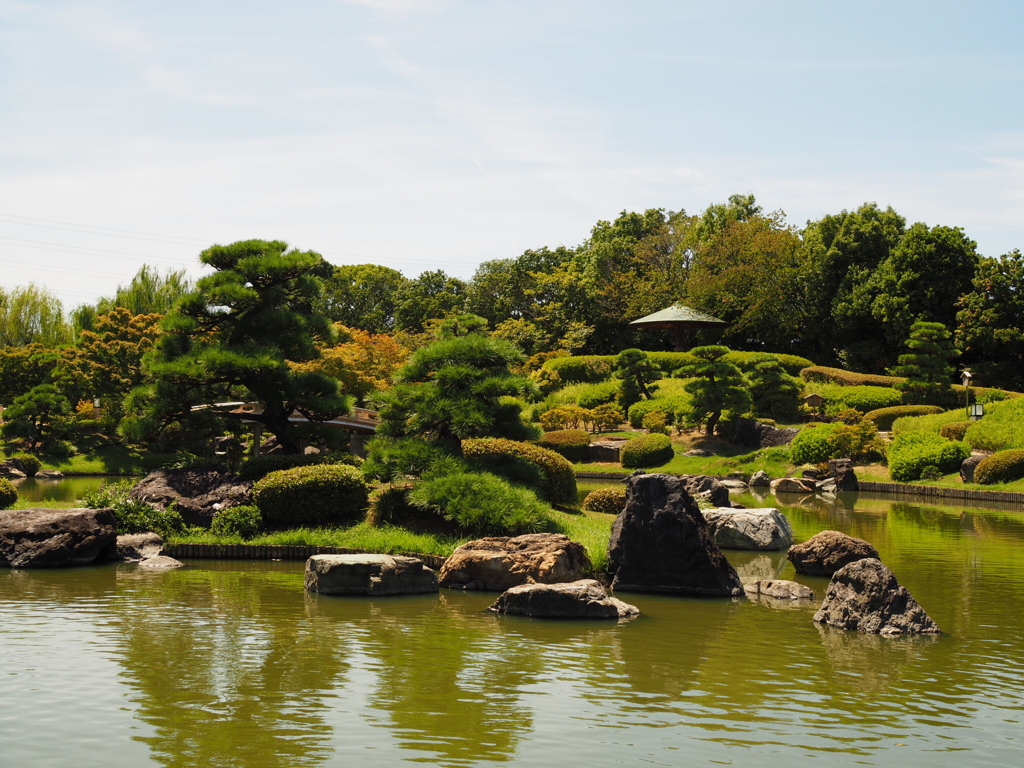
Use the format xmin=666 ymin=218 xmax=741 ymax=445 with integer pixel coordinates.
xmin=7 ymin=498 xmax=81 ymax=510
xmin=29 ymin=444 xmax=174 ymax=476
xmin=574 ymin=442 xmax=793 ymax=479
xmin=546 ymin=508 xmax=615 ymax=573
xmin=857 ymin=463 xmax=1024 ymax=493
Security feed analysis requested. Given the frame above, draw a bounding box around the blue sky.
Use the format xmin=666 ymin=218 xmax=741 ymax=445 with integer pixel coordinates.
xmin=1 ymin=0 xmax=1022 ymax=310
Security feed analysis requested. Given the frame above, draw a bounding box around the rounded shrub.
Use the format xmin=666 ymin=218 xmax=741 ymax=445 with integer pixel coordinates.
xmin=253 ymin=463 xmax=369 ymax=526
xmin=12 ymin=453 xmax=41 ymax=477
xmin=407 ymin=471 xmax=549 ymax=535
xmin=887 ymin=432 xmax=970 ymax=482
xmin=462 ymin=438 xmax=578 ymax=506
xmin=939 ymin=421 xmax=971 ymax=441
xmin=789 ymin=423 xmax=843 ymax=464
xmin=864 ymin=405 xmax=944 ymax=431
xmin=627 ymin=396 xmax=688 ymax=428
xmin=238 ymin=452 xmax=362 ymax=481
xmin=582 ymin=485 xmax=627 ymax=515
xmin=210 ymin=505 xmax=262 ymax=539
xmin=44 ymin=440 xmax=77 ymax=458
xmin=536 ymin=430 xmax=592 ymax=463
xmin=974 ymin=449 xmax=1024 ymax=485
xmin=620 ymin=433 xmax=674 ymax=468
xmin=832 ymin=386 xmax=903 ymax=413
xmin=542 ymin=355 xmax=614 ymax=384
xmin=0 ymin=478 xmax=18 ymax=509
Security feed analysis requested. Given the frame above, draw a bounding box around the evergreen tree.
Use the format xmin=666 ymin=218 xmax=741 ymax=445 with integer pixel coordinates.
xmin=746 ymin=355 xmax=802 ymax=421
xmin=677 ymin=345 xmax=750 ymax=436
xmin=894 ymin=320 xmax=959 ymax=406
xmin=614 ymin=348 xmax=661 ymax=411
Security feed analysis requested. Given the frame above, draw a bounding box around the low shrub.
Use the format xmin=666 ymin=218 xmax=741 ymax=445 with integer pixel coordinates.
xmin=939 ymin=421 xmax=971 ymax=441
xmin=238 ymin=452 xmax=362 ymax=481
xmin=581 ymin=485 xmax=627 ymax=515
xmin=362 ymin=438 xmax=464 ymax=483
xmin=864 ymin=405 xmax=944 ymax=431
xmin=368 ymin=484 xmax=417 ymax=526
xmin=79 ymin=480 xmax=186 ymax=537
xmin=12 ymin=453 xmax=41 ymax=477
xmin=407 ymin=471 xmax=549 ymax=535
xmin=0 ymin=478 xmax=17 ymax=509
xmin=253 ymin=464 xmax=369 ymax=526
xmin=887 ymin=432 xmax=970 ymax=482
xmin=891 ymin=408 xmax=966 ymax=436
xmin=620 ymin=433 xmax=674 ymax=468
xmin=974 ymin=449 xmax=1024 ymax=485
xmin=536 ymin=430 xmax=592 ymax=463
xmin=790 ymin=423 xmax=844 ymax=464
xmin=801 ymin=366 xmax=904 ymax=388
xmin=824 ymin=385 xmax=903 ymax=413
xmin=542 ymin=355 xmax=615 ymax=384
xmin=627 ymin=396 xmax=689 ymax=428
xmin=540 ymin=405 xmax=591 ymax=432
xmin=462 ymin=438 xmax=578 ymax=506
xmin=545 ymin=351 xmax=814 ymax=385
xmin=44 ymin=439 xmax=77 ymax=458
xmin=642 ymin=411 xmax=669 ymax=434
xmin=210 ymin=505 xmax=262 ymax=539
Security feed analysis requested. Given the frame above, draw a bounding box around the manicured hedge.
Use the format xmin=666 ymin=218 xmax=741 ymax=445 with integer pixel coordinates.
xmin=963 ymin=397 xmax=1024 ymax=452
xmin=820 ymin=385 xmax=903 ymax=413
xmin=252 ymin=464 xmax=369 ymax=525
xmin=974 ymin=449 xmax=1024 ymax=485
xmin=210 ymin=505 xmax=262 ymax=539
xmin=238 ymin=452 xmax=362 ymax=481
xmin=536 ymin=430 xmax=592 ymax=463
xmin=407 ymin=471 xmax=549 ymax=535
xmin=544 ymin=380 xmax=619 ymax=410
xmin=939 ymin=421 xmax=971 ymax=441
xmin=581 ymin=485 xmax=627 ymax=514
xmin=887 ymin=432 xmax=970 ymax=482
xmin=789 ymin=423 xmax=844 ymax=464
xmin=543 ymin=355 xmax=615 ymax=384
xmin=620 ymin=433 xmax=674 ymax=468
xmin=462 ymin=438 xmax=578 ymax=506
xmin=864 ymin=405 xmax=944 ymax=431
xmin=627 ymin=396 xmax=689 ymax=428
xmin=0 ymin=478 xmax=17 ymax=509
xmin=543 ymin=351 xmax=814 ymax=385
xmin=891 ymin=408 xmax=968 ymax=436
xmin=801 ymin=366 xmax=904 ymax=388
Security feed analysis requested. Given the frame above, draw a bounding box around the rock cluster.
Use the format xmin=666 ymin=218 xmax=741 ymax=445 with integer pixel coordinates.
xmin=0 ymin=459 xmax=26 ymax=479
xmin=129 ymin=469 xmax=252 ymax=527
xmin=679 ymin=474 xmax=731 ymax=507
xmin=0 ymin=507 xmax=117 ymax=568
xmin=439 ymin=533 xmax=590 ymax=591
xmin=788 ymin=530 xmax=880 ymax=576
xmin=702 ymin=507 xmax=793 ymax=551
xmin=305 ymin=554 xmax=439 ymax=596
xmin=813 ymin=558 xmax=940 ymax=635
xmin=731 ymin=418 xmax=799 ymax=448
xmin=487 ymin=579 xmax=639 ymax=619
xmin=607 ymin=473 xmax=743 ymax=596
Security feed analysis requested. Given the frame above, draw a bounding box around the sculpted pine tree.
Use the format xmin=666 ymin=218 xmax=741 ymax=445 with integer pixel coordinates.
xmin=121 ymin=240 xmax=348 ymax=454
xmin=894 ymin=320 xmax=959 ymax=406
xmin=677 ymin=345 xmax=751 ymax=436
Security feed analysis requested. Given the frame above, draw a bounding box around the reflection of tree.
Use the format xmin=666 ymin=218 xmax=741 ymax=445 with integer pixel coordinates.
xmin=111 ymin=563 xmax=349 ymax=768
xmin=354 ymin=591 xmax=539 ymax=765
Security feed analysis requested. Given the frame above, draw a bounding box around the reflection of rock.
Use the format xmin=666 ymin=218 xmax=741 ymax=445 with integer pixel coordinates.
xmin=608 ymin=473 xmax=742 ymax=596
xmin=771 ymin=477 xmax=815 ymax=494
xmin=306 ymin=554 xmax=439 ymax=595
xmin=813 ymin=558 xmax=940 ymax=635
xmin=129 ymin=468 xmax=252 ymax=527
xmin=702 ymin=507 xmax=793 ymax=550
xmin=138 ymin=555 xmax=184 ymax=569
xmin=0 ymin=507 xmax=117 ymax=567
xmin=815 ymin=622 xmax=939 ymax=693
xmin=487 ymin=579 xmax=639 ymax=619
xmin=744 ymin=579 xmax=814 ymax=600
xmin=788 ymin=530 xmax=879 ymax=576
xmin=731 ymin=552 xmax=787 ymax=583
xmin=440 ymin=533 xmax=590 ymax=591
xmin=749 ymin=470 xmax=771 ymax=487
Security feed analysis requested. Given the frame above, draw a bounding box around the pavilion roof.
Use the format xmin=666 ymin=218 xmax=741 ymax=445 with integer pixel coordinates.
xmin=629 ymin=303 xmax=728 ymax=329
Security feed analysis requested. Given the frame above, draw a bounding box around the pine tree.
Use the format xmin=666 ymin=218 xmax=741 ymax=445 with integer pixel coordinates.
xmin=894 ymin=320 xmax=959 ymax=406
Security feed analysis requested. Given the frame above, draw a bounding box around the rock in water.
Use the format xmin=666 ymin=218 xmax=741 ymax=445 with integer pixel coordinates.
xmin=138 ymin=555 xmax=184 ymax=569
xmin=744 ymin=580 xmax=815 ymax=600
xmin=488 ymin=579 xmax=640 ymax=619
xmin=771 ymin=477 xmax=816 ymax=494
xmin=129 ymin=469 xmax=252 ymax=527
xmin=702 ymin=508 xmax=794 ymax=550
xmin=440 ymin=533 xmax=590 ymax=591
xmin=813 ymin=558 xmax=940 ymax=635
xmin=607 ymin=473 xmax=743 ymax=596
xmin=107 ymin=532 xmax=164 ymax=561
xmin=305 ymin=554 xmax=439 ymax=596
xmin=0 ymin=507 xmax=117 ymax=568
xmin=828 ymin=458 xmax=859 ymax=491
xmin=788 ymin=530 xmax=880 ymax=576
xmin=679 ymin=475 xmax=731 ymax=507
xmin=749 ymin=470 xmax=772 ymax=487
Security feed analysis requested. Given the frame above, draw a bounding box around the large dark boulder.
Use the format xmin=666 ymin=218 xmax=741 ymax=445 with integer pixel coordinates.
xmin=960 ymin=455 xmax=984 ymax=484
xmin=487 ymin=579 xmax=639 ymax=619
xmin=813 ymin=558 xmax=940 ymax=635
xmin=828 ymin=458 xmax=859 ymax=491
xmin=440 ymin=533 xmax=591 ymax=591
xmin=129 ymin=469 xmax=252 ymax=527
xmin=305 ymin=554 xmax=438 ymax=595
xmin=788 ymin=530 xmax=880 ymax=576
xmin=732 ymin=418 xmax=799 ymax=449
xmin=0 ymin=459 xmax=27 ymax=479
xmin=0 ymin=507 xmax=117 ymax=568
xmin=607 ymin=473 xmax=743 ymax=596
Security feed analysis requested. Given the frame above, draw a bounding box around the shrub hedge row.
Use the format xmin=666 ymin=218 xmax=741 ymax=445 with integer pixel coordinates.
xmin=462 ymin=438 xmax=578 ymax=506
xmin=620 ymin=433 xmax=674 ymax=468
xmin=252 ymin=464 xmax=369 ymax=525
xmin=864 ymin=405 xmax=944 ymax=431
xmin=974 ymin=449 xmax=1024 ymax=485
xmin=238 ymin=452 xmax=362 ymax=481
xmin=0 ymin=478 xmax=17 ymax=509
xmin=581 ymin=485 xmax=627 ymax=514
xmin=939 ymin=421 xmax=971 ymax=441
xmin=887 ymin=432 xmax=970 ymax=482
xmin=800 ymin=366 xmax=904 ymax=388
xmin=543 ymin=351 xmax=813 ymax=383
xmin=811 ymin=384 xmax=903 ymax=413
xmin=536 ymin=430 xmax=592 ymax=463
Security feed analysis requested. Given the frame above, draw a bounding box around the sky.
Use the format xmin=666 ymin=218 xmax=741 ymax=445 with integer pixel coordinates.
xmin=1 ymin=0 xmax=1022 ymax=311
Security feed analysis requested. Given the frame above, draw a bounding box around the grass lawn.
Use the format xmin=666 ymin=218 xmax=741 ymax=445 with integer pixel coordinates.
xmin=857 ymin=463 xmax=1024 ymax=493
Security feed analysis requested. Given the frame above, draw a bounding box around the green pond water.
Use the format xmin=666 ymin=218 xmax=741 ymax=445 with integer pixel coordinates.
xmin=2 ymin=490 xmax=1023 ymax=767
xmin=11 ymin=475 xmax=113 ymax=503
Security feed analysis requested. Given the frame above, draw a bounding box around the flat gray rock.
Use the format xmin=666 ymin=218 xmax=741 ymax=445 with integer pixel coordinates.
xmin=305 ymin=554 xmax=438 ymax=596
xmin=0 ymin=507 xmax=117 ymax=568
xmin=488 ymin=579 xmax=639 ymax=619
xmin=813 ymin=558 xmax=940 ymax=635
xmin=749 ymin=470 xmax=772 ymax=487
xmin=702 ymin=507 xmax=794 ymax=550
xmin=744 ymin=579 xmax=815 ymax=600
xmin=112 ymin=532 xmax=165 ymax=561
xmin=771 ymin=477 xmax=816 ymax=494
xmin=138 ymin=555 xmax=184 ymax=569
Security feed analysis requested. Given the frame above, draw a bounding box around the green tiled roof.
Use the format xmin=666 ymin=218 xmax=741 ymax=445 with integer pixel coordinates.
xmin=629 ymin=304 xmax=727 ymax=327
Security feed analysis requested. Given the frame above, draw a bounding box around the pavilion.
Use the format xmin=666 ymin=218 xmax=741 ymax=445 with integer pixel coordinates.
xmin=629 ymin=303 xmax=728 ymax=351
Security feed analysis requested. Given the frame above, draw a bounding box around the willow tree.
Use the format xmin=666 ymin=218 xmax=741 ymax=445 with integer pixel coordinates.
xmin=121 ymin=240 xmax=348 ymax=453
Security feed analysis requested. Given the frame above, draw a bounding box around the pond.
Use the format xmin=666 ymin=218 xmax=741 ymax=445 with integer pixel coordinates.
xmin=2 ymin=491 xmax=1023 ymax=767
xmin=11 ymin=475 xmax=115 ymax=503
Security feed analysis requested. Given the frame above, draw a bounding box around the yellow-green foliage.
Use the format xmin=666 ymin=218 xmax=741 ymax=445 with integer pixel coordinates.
xmin=253 ymin=464 xmax=369 ymax=525
xmin=0 ymin=478 xmax=17 ymax=509
xmin=620 ymin=433 xmax=674 ymax=468
xmin=536 ymin=430 xmax=592 ymax=462
xmin=892 ymin=408 xmax=968 ymax=436
xmin=865 ymin=405 xmax=944 ymax=431
xmin=974 ymin=449 xmax=1024 ymax=484
xmin=939 ymin=421 xmax=971 ymax=441
xmin=801 ymin=366 xmax=903 ymax=388
xmin=543 ymin=352 xmax=813 ymax=384
xmin=963 ymin=397 xmax=1024 ymax=451
xmin=888 ymin=431 xmax=970 ymax=482
xmin=461 ymin=438 xmax=578 ymax=506
xmin=581 ymin=485 xmax=627 ymax=514
xmin=810 ymin=382 xmax=903 ymax=413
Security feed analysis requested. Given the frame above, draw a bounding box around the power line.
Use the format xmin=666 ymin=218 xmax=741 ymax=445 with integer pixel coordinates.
xmin=0 ymin=236 xmax=195 ymax=265
xmin=0 ymin=212 xmax=210 ymax=246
